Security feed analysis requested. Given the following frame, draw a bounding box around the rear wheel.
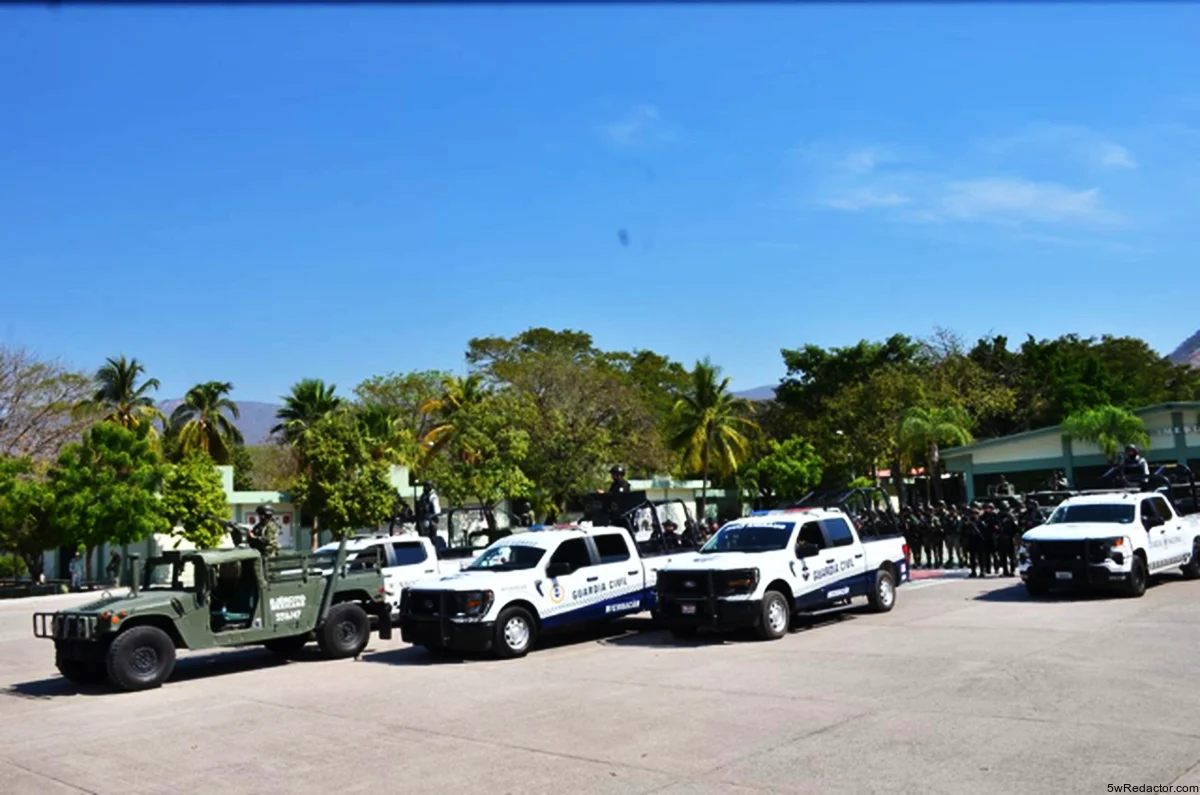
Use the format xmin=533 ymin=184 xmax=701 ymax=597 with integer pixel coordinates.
xmin=1182 ymin=541 xmax=1200 ymax=580
xmin=867 ymin=569 xmax=896 ymax=613
xmin=755 ymin=590 xmax=790 ymax=640
xmin=264 ymin=635 xmax=309 ymax=658
xmin=494 ymin=606 xmax=536 ymax=659
xmin=1123 ymin=555 xmax=1148 ymax=599
xmin=106 ymin=626 xmax=176 ymax=691
xmin=318 ymin=603 xmax=370 ymax=659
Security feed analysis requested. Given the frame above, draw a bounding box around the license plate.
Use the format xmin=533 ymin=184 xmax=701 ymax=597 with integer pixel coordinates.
xmin=1055 ymin=571 xmax=1073 ymax=580
xmin=680 ymin=604 xmax=696 ymax=615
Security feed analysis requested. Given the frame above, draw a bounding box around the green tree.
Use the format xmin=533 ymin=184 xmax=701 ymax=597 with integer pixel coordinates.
xmin=161 ymin=453 xmax=229 ymax=549
xmin=79 ymin=355 xmax=165 ymax=434
xmin=229 ymin=443 xmax=255 ymax=491
xmin=419 ymin=374 xmax=489 ymax=458
xmin=669 ymin=359 xmax=758 ymax=519
xmin=289 ymin=413 xmax=394 ymax=548
xmin=1061 ymin=405 xmax=1150 ymax=462
xmin=355 ymin=403 xmax=419 ymax=464
xmin=272 ymin=378 xmax=342 ymax=446
xmin=777 ymin=334 xmax=919 ymax=419
xmin=898 ymin=405 xmax=974 ymax=502
xmin=0 ymin=456 xmax=57 ymax=580
xmin=422 ymin=393 xmax=533 ymax=509
xmin=169 ymin=381 xmax=243 ymax=464
xmin=50 ymin=423 xmax=167 ymax=580
xmin=354 ymin=370 xmax=451 ymax=448
xmin=743 ymin=437 xmax=824 ymax=506
xmin=245 ymin=443 xmax=300 ymax=491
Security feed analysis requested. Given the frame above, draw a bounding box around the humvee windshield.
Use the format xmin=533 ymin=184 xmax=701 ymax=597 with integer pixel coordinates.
xmin=143 ymin=558 xmax=202 ymax=590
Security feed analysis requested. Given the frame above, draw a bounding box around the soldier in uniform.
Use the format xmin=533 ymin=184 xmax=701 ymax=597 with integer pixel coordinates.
xmin=900 ymin=507 xmax=918 ymax=566
xmin=906 ymin=507 xmax=925 ymax=568
xmin=926 ymin=505 xmax=944 ymax=568
xmin=608 ymin=465 xmax=631 ymax=494
xmin=942 ymin=503 xmax=962 ymax=568
xmin=252 ymin=505 xmax=281 ymax=557
xmin=997 ymin=504 xmax=1019 ymax=576
xmin=980 ymin=503 xmax=1001 ymax=575
xmin=963 ymin=504 xmax=985 ymax=578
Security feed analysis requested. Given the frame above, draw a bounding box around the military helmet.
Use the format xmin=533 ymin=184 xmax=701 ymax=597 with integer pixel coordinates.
xmin=610 ymin=465 xmax=626 ymax=476
xmin=255 ymin=505 xmax=274 ymax=518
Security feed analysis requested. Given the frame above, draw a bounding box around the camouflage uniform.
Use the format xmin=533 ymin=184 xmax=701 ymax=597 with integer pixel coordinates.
xmin=942 ymin=505 xmax=962 ymax=568
xmin=260 ymin=518 xmax=281 ymax=557
xmin=926 ymin=508 xmax=944 ymax=568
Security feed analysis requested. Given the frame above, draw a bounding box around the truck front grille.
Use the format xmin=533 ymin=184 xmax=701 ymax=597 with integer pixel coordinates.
xmin=404 ymin=590 xmax=446 ymax=617
xmin=657 ymin=571 xmax=713 ymax=599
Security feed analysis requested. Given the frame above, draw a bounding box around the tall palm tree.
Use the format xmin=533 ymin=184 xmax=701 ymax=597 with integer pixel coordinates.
xmin=669 ymin=359 xmax=758 ymax=520
xmin=356 ymin=403 xmax=415 ymax=463
xmin=169 ymin=381 xmax=243 ymax=464
xmin=79 ymin=355 xmax=165 ymax=433
xmin=899 ymin=404 xmax=974 ymax=502
xmin=271 ymin=379 xmax=342 ymax=446
xmin=419 ymin=374 xmax=488 ymax=462
xmin=1062 ymin=405 xmax=1149 ymax=462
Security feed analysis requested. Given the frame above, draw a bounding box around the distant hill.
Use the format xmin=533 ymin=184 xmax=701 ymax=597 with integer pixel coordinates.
xmin=734 ymin=385 xmax=777 ymax=401
xmin=158 ymin=400 xmax=281 ymax=446
xmin=1169 ymin=330 xmax=1200 ymax=369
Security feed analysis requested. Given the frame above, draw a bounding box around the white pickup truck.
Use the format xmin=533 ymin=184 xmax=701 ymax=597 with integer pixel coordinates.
xmin=655 ymin=506 xmax=910 ymax=640
xmin=398 ymin=524 xmax=687 ymax=658
xmin=1019 ymin=491 xmax=1200 ymax=598
xmin=315 ymin=534 xmax=476 ymax=618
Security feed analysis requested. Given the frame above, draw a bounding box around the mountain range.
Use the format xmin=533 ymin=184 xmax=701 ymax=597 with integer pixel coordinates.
xmin=1169 ymin=331 xmax=1200 ymax=369
xmin=158 ymin=400 xmax=281 ymax=446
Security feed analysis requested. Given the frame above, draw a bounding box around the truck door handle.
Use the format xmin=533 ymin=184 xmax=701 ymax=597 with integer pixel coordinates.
xmin=854 ymin=553 xmax=863 ymax=559
xmin=825 ymin=559 xmax=835 ymax=564
xmin=627 ymin=570 xmax=639 ymax=576
xmin=586 ymin=576 xmax=599 ymax=582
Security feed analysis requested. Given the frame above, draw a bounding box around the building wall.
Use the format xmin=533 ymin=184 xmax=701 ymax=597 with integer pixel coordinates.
xmin=970 ymin=433 xmax=1063 ymax=466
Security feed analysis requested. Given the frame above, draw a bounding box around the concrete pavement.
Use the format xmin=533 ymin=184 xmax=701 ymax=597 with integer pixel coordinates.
xmin=4 ymin=575 xmax=1200 ymax=794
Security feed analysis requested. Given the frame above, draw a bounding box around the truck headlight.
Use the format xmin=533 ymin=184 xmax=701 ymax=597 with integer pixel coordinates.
xmin=717 ymin=568 xmax=759 ymax=595
xmin=455 ymin=590 xmax=493 ymax=618
xmin=1018 ymin=540 xmax=1034 ymax=563
xmin=1104 ymin=537 xmax=1128 ymax=565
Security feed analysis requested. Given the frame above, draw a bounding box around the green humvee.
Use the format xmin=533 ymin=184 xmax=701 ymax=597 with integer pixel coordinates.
xmin=32 ymin=536 xmax=391 ymax=691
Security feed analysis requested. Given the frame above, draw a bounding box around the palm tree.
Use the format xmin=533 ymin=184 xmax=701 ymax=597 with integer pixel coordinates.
xmin=169 ymin=381 xmax=243 ymax=464
xmin=79 ymin=355 xmax=165 ymax=433
xmin=899 ymin=404 xmax=974 ymax=502
xmin=419 ymin=374 xmax=488 ymax=462
xmin=271 ymin=379 xmax=342 ymax=446
xmin=356 ymin=403 xmax=415 ymax=463
xmin=669 ymin=359 xmax=758 ymax=520
xmin=1062 ymin=405 xmax=1149 ymax=462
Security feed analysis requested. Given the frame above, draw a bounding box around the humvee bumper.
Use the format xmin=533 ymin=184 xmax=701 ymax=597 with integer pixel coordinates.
xmin=33 ymin=613 xmax=97 ymax=641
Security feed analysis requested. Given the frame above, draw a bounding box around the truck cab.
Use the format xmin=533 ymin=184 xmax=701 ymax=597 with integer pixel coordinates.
xmin=1019 ymin=490 xmax=1200 ymax=598
xmin=399 ymin=524 xmax=683 ymax=659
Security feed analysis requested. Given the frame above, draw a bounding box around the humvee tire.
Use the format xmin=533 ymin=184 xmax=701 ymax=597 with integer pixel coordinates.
xmin=264 ymin=635 xmax=310 ymax=658
xmin=55 ymin=646 xmax=106 ymax=685
xmin=318 ymin=603 xmax=370 ymax=659
xmin=106 ymin=626 xmax=177 ymax=691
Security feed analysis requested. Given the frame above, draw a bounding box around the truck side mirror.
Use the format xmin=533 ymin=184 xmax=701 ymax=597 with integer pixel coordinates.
xmin=795 ymin=542 xmax=820 ymax=559
xmin=546 ymin=561 xmax=573 ymax=578
xmin=1144 ymin=514 xmax=1164 ymax=528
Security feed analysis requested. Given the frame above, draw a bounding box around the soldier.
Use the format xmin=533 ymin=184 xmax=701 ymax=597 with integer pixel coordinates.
xmin=926 ymin=505 xmax=944 ymax=568
xmin=942 ymin=503 xmax=962 ymax=568
xmin=980 ymin=503 xmax=1001 ymax=575
xmin=909 ymin=507 xmax=926 ymax=568
xmin=1121 ymin=445 xmax=1150 ymax=486
xmin=997 ymin=505 xmax=1019 ymax=576
xmin=1023 ymin=500 xmax=1043 ymax=532
xmin=963 ymin=505 xmax=985 ymax=578
xmin=252 ymin=505 xmax=281 ymax=557
xmin=416 ymin=481 xmax=441 ymax=538
xmin=608 ymin=465 xmax=631 ymax=494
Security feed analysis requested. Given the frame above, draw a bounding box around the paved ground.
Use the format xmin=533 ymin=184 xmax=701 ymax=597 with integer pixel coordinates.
xmin=4 ymin=574 xmax=1200 ymax=795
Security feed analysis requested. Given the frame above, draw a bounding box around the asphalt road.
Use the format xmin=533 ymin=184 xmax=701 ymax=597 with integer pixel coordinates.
xmin=4 ymin=575 xmax=1200 ymax=795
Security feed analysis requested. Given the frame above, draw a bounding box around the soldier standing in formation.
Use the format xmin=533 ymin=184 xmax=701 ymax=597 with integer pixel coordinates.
xmin=925 ymin=506 xmax=944 ymax=569
xmin=997 ymin=504 xmax=1019 ymax=577
xmin=942 ymin=503 xmax=962 ymax=568
xmin=253 ymin=505 xmax=281 ymax=557
xmin=903 ymin=507 xmax=924 ymax=567
xmin=963 ymin=504 xmax=987 ymax=577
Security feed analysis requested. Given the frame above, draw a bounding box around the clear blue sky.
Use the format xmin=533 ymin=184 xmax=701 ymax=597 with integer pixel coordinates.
xmin=2 ymin=5 xmax=1198 ymax=402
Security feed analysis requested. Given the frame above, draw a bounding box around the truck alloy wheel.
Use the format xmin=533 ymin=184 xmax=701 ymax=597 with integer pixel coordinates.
xmin=756 ymin=591 xmax=790 ymax=640
xmin=106 ymin=626 xmax=176 ymax=691
xmin=494 ymin=606 xmax=536 ymax=658
xmin=868 ymin=570 xmax=896 ymax=613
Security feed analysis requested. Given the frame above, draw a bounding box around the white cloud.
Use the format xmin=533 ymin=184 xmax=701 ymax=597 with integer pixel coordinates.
xmin=822 ymin=189 xmax=910 ymax=211
xmin=1096 ymin=143 xmax=1137 ymax=169
xmin=984 ymin=123 xmax=1137 ymax=171
xmin=934 ymin=179 xmax=1115 ymax=225
xmin=600 ymin=105 xmax=675 ymax=148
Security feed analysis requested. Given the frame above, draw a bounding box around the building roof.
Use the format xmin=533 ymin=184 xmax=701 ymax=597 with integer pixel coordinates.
xmin=942 ymin=401 xmax=1200 ymax=460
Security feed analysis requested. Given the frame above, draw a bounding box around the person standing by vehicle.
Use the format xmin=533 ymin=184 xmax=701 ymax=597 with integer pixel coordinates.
xmin=980 ymin=503 xmax=1001 ymax=574
xmin=964 ymin=505 xmax=987 ymax=578
xmin=416 ymin=481 xmax=441 ymax=538
xmin=608 ymin=465 xmax=631 ymax=494
xmin=68 ymin=550 xmax=85 ymax=591
xmin=927 ymin=505 xmax=945 ymax=568
xmin=903 ymin=507 xmax=923 ymax=568
xmin=106 ymin=550 xmax=121 ymax=586
xmin=997 ymin=505 xmax=1019 ymax=577
xmin=996 ymin=475 xmax=1015 ymax=496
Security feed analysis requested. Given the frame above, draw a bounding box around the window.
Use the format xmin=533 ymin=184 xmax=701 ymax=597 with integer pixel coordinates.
xmin=1150 ymin=497 xmax=1174 ymax=522
xmin=1048 ymin=504 xmax=1135 ymax=525
xmin=700 ymin=523 xmax=794 ymax=553
xmin=549 ymin=538 xmax=592 ymax=570
xmin=797 ymin=522 xmax=827 ymax=550
xmin=467 ymin=544 xmax=545 ymax=571
xmin=348 ymin=546 xmax=380 ymax=571
xmin=391 ymin=542 xmax=428 ymax=566
xmin=821 ymin=518 xmax=855 ymax=548
xmin=594 ymin=534 xmax=631 ymax=564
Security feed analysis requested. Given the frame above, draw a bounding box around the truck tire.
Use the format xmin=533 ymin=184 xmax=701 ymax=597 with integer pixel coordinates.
xmin=1024 ymin=579 xmax=1049 ymax=598
xmin=264 ymin=635 xmax=309 ymax=658
xmin=494 ymin=606 xmax=536 ymax=659
xmin=318 ymin=603 xmax=371 ymax=659
xmin=55 ymin=646 xmax=106 ymax=685
xmin=669 ymin=625 xmax=698 ymax=639
xmin=755 ymin=590 xmax=790 ymax=640
xmin=1182 ymin=541 xmax=1200 ymax=580
xmin=1123 ymin=555 xmax=1148 ymax=599
xmin=867 ymin=569 xmax=896 ymax=613
xmin=106 ymin=626 xmax=176 ymax=691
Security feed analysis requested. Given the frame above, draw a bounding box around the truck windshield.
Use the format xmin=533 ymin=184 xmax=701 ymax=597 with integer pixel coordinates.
xmin=700 ymin=524 xmax=793 ymax=553
xmin=466 ymin=545 xmax=545 ymax=571
xmin=1047 ymin=504 xmax=1135 ymax=524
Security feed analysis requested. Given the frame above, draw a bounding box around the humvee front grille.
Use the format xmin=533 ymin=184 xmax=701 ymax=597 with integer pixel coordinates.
xmin=32 ymin=613 xmax=96 ymax=640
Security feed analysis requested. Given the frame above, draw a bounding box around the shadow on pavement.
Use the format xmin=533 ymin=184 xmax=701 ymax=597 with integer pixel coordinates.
xmin=970 ymin=580 xmax=1158 ymax=603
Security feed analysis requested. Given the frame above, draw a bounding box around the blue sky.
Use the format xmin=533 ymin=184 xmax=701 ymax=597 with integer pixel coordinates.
xmin=2 ymin=5 xmax=1199 ymax=402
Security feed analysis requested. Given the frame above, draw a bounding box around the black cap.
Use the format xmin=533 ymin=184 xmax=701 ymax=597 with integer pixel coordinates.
xmin=255 ymin=505 xmax=274 ymax=517
xmin=610 ymin=465 xmax=625 ymax=476
xmin=422 ymin=480 xmax=433 ymax=489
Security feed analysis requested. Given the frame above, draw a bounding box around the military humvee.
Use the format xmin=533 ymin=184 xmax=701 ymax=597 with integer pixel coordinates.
xmin=32 ymin=535 xmax=391 ymax=691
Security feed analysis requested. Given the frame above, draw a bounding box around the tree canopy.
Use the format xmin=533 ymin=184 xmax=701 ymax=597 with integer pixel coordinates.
xmin=161 ymin=453 xmax=229 ymax=549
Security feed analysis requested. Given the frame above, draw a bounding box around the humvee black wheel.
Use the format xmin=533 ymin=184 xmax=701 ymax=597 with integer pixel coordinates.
xmin=55 ymin=647 xmax=106 ymax=685
xmin=106 ymin=626 xmax=176 ymax=691
xmin=264 ymin=635 xmax=309 ymax=658
xmin=318 ymin=603 xmax=370 ymax=659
